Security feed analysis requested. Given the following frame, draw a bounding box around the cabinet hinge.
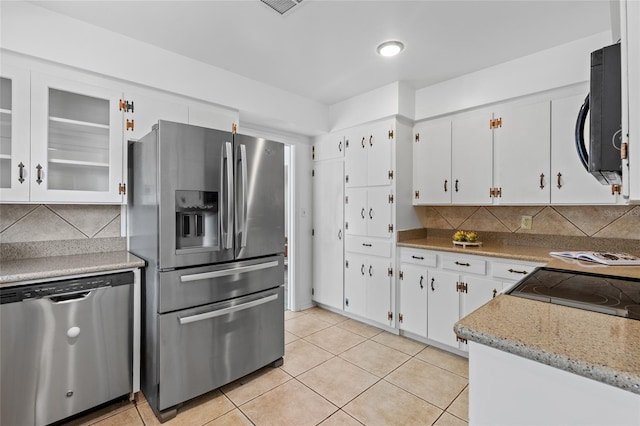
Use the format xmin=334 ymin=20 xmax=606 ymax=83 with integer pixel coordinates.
xmin=621 ymin=142 xmax=628 ymax=160
xmin=311 ymin=288 xmax=314 ymax=296
xmin=456 ymin=282 xmax=468 ymax=293
xmin=126 ymin=119 xmax=135 ymax=131
xmin=312 ymin=169 xmax=315 ymax=177
xmin=489 ymin=187 xmax=502 ymax=198
xmin=388 ymin=267 xmax=393 ymax=277
xmin=399 ymin=313 xmax=404 ymax=323
xmin=118 ymin=183 xmax=127 ymax=195
xmin=345 ymin=196 xmax=349 ymax=204
xmin=345 ymin=260 xmax=349 ymax=268
xmin=388 ymin=130 xmax=394 ymax=139
xmin=611 ymin=184 xmax=622 ymax=195
xmin=345 ymin=139 xmax=350 ymax=148
xmin=387 ymin=311 xmax=393 ymax=321
xmin=345 ymin=298 xmax=349 ymax=307
xmin=345 ymin=175 xmax=349 ymax=184
xmin=312 ymin=145 xmax=315 ymax=160
xmin=415 ymin=190 xmax=420 ymax=199
xmin=388 ymin=224 xmax=394 ymax=233
xmin=312 ymin=229 xmax=315 ymax=236
xmin=399 ymin=271 xmax=404 ymax=280
xmin=388 ymin=194 xmax=394 ymax=203
xmin=232 ymin=123 xmax=237 ymax=134
xmin=489 ymin=117 xmax=503 ymax=129
xmin=456 ymin=335 xmax=468 ymax=344
xmin=388 ymin=170 xmax=394 ymax=180
xmin=345 ymin=221 xmax=349 ymax=230
xmin=118 ymin=99 xmax=134 ymax=112
xmin=415 ymin=133 xmax=420 ymax=142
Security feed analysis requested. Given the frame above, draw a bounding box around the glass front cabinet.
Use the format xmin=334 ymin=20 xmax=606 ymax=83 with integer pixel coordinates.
xmin=30 ymin=72 xmax=124 ymax=203
xmin=0 ymin=68 xmax=125 ymax=204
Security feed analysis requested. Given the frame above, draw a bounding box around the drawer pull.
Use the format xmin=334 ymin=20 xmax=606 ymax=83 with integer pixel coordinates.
xmin=411 ymin=255 xmax=424 ymax=260
xmin=362 ymin=243 xmax=372 ymax=247
xmin=508 ymin=268 xmax=528 ymax=275
xmin=454 ymin=261 xmax=470 ymax=267
xmin=178 ymin=294 xmax=278 ymax=325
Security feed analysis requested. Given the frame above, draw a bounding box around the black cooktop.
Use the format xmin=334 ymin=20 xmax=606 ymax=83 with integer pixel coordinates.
xmin=507 ymin=267 xmax=640 ymax=320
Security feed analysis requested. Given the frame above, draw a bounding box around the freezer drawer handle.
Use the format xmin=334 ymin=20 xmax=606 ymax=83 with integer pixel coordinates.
xmin=178 ymin=293 xmax=278 ymax=325
xmin=180 ymin=260 xmax=280 ymax=283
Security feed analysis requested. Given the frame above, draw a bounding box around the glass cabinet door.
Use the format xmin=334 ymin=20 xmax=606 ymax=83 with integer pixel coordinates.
xmin=30 ymin=72 xmax=124 ymax=203
xmin=0 ymin=65 xmax=31 ymax=202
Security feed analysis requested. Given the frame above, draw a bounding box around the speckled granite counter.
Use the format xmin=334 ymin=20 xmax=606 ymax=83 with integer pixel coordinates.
xmin=0 ymin=251 xmax=146 ymax=285
xmin=454 ymin=295 xmax=640 ymax=395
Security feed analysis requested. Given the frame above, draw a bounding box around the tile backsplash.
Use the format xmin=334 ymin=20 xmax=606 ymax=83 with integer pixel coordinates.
xmin=415 ymin=205 xmax=640 ymax=240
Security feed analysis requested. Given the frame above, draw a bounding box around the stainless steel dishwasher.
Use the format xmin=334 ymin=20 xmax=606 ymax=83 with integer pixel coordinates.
xmin=0 ymin=271 xmax=133 ymax=426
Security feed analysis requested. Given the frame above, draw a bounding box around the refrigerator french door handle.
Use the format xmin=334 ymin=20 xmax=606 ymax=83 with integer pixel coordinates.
xmin=224 ymin=142 xmax=234 ymax=249
xmin=178 ymin=293 xmax=278 ymax=325
xmin=179 ymin=260 xmax=280 ymax=283
xmin=240 ymin=144 xmax=248 ymax=248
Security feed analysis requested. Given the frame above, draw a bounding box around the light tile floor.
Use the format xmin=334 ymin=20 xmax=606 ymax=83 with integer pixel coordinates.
xmin=64 ymin=307 xmax=469 ymax=426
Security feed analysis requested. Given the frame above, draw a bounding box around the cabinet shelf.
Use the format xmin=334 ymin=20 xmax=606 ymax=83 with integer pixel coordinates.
xmin=49 ymin=116 xmax=110 ymax=130
xmin=0 ymin=109 xmax=11 ymax=115
xmin=48 ymin=158 xmax=109 ymax=168
xmin=0 ymin=154 xmax=11 ymax=160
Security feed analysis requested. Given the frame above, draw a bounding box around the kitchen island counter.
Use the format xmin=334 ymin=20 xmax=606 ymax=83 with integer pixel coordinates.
xmin=0 ymin=251 xmax=145 ymax=285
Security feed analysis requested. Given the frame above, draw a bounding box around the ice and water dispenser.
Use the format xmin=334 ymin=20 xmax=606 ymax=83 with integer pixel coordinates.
xmin=175 ymin=190 xmax=218 ymax=250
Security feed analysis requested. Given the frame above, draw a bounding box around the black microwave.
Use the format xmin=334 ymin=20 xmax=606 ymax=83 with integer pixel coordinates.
xmin=575 ymin=43 xmax=622 ymax=185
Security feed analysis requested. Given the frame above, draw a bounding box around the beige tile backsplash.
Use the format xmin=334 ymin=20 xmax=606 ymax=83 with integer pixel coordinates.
xmin=415 ymin=205 xmax=640 ymax=241
xmin=0 ymin=204 xmax=121 ymax=243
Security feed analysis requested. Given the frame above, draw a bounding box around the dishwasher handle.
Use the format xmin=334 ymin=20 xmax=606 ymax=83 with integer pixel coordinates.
xmin=178 ymin=293 xmax=278 ymax=325
xmin=180 ymin=260 xmax=279 ymax=283
xmin=48 ymin=291 xmax=92 ymax=303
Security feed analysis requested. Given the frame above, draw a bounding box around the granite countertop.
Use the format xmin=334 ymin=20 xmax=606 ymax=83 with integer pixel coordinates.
xmin=454 ymin=295 xmax=640 ymax=395
xmin=0 ymin=251 xmax=146 ymax=285
xmin=398 ymin=237 xmax=640 ymax=279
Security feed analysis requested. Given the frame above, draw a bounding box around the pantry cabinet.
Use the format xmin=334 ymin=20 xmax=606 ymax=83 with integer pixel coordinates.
xmin=30 ymin=72 xmax=125 ymax=203
xmin=344 ymin=251 xmax=393 ymax=326
xmin=313 ymin=134 xmax=344 ymax=162
xmin=0 ymin=64 xmax=31 ymax=202
xmin=345 ymin=120 xmax=393 ymax=188
xmin=345 ymin=186 xmax=393 ymax=238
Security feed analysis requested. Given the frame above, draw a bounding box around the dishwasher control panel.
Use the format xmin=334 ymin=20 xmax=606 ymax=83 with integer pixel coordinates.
xmin=0 ymin=272 xmax=134 ymax=304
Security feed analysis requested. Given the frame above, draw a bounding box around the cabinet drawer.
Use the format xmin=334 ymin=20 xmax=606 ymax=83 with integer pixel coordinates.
xmin=492 ymin=261 xmax=538 ymax=281
xmin=442 ymin=256 xmax=486 ymax=275
xmin=346 ymin=236 xmax=391 ymax=257
xmin=400 ymin=248 xmax=436 ymax=267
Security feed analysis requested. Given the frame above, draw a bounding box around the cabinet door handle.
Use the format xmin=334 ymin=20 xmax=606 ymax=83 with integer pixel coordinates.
xmin=361 ymin=264 xmax=365 ymax=275
xmin=419 ymin=276 xmax=424 ymax=289
xmin=361 ymin=137 xmax=366 ymax=148
xmin=369 ymin=265 xmax=373 ymax=277
xmin=411 ymin=255 xmax=424 ymax=260
xmin=369 ymin=208 xmax=373 ymax=219
xmin=430 ymin=277 xmax=435 ymax=291
xmin=369 ymin=135 xmax=373 ymax=147
xmin=18 ymin=162 xmax=25 ymax=184
xmin=36 ymin=164 xmax=43 ymax=185
xmin=455 ymin=179 xmax=459 ymax=192
xmin=338 ymin=229 xmax=342 ymax=240
xmin=539 ymin=173 xmax=545 ymax=189
xmin=455 ymin=261 xmax=470 ymax=267
xmin=361 ymin=208 xmax=365 ymax=219
xmin=508 ymin=268 xmax=528 ymax=275
xmin=557 ymin=172 xmax=562 ymax=189
xmin=338 ymin=141 xmax=342 ymax=152
xmin=444 ymin=179 xmax=448 ymax=192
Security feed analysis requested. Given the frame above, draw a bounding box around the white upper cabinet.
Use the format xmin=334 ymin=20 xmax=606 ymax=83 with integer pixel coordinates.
xmin=451 ymin=111 xmax=493 ymax=205
xmin=493 ymin=101 xmax=551 ymax=204
xmin=345 ymin=187 xmax=393 ymax=238
xmin=413 ymin=119 xmax=451 ymax=205
xmin=551 ymin=94 xmax=618 ymax=204
xmin=30 ymin=72 xmax=124 ymax=203
xmin=313 ymin=134 xmax=344 ymax=162
xmin=345 ymin=120 xmax=393 ymax=188
xmin=0 ymin=64 xmax=31 ymax=202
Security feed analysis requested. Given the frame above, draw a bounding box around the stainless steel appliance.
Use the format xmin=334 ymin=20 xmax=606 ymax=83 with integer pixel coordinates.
xmin=0 ymin=272 xmax=133 ymax=426
xmin=128 ymin=121 xmax=285 ymax=421
xmin=508 ymin=267 xmax=640 ymax=320
xmin=575 ymin=42 xmax=623 ymax=185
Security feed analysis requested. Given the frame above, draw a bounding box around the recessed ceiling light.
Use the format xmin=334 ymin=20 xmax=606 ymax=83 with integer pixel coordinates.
xmin=376 ymin=41 xmax=404 ymax=57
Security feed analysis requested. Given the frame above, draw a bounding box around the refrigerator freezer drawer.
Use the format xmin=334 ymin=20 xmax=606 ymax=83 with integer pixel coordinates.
xmin=157 ymin=286 xmax=284 ymax=411
xmin=158 ymin=255 xmax=284 ymax=313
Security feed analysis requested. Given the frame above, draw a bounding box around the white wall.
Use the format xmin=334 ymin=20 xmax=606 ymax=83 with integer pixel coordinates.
xmin=414 ymin=31 xmax=612 ymax=120
xmin=0 ymin=1 xmax=328 ymax=137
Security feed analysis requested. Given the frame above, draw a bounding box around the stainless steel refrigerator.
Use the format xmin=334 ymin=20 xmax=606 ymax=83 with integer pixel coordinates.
xmin=128 ymin=121 xmax=284 ymax=422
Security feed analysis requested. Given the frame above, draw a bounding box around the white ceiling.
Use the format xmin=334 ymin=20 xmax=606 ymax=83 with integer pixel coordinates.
xmin=30 ymin=0 xmax=612 ymax=106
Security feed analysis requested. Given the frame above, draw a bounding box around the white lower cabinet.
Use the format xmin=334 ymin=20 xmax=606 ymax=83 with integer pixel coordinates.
xmin=344 ymin=250 xmax=392 ymax=327
xmin=398 ymin=247 xmax=543 ymax=352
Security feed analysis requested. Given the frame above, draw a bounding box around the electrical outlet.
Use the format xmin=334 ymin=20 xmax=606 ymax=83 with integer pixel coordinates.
xmin=521 ymin=215 xmax=533 ymax=230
